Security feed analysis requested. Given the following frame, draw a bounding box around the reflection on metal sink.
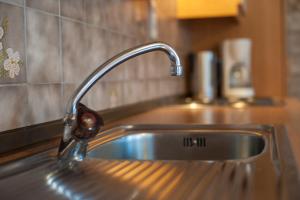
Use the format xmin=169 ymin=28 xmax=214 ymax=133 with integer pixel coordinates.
xmin=88 ymin=125 xmax=266 ymax=161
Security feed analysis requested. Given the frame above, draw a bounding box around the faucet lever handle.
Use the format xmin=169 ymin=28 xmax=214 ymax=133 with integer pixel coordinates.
xmin=73 ymin=103 xmax=104 ymax=140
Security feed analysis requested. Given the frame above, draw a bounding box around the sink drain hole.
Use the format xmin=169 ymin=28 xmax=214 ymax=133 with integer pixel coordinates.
xmin=183 ymin=137 xmax=206 ymax=147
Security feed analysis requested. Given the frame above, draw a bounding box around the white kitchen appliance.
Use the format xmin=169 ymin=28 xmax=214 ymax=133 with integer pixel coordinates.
xmin=222 ymin=38 xmax=254 ymax=100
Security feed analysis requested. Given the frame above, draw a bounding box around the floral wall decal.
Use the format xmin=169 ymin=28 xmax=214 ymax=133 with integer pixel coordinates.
xmin=4 ymin=48 xmax=20 ymax=78
xmin=0 ymin=17 xmax=22 ymax=79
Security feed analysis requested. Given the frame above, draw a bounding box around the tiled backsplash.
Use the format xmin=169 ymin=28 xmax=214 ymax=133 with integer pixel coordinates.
xmin=286 ymin=0 xmax=300 ymax=98
xmin=0 ymin=0 xmax=188 ymax=131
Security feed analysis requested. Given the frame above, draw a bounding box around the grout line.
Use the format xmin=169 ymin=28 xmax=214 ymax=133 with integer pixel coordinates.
xmin=0 ymin=83 xmax=27 ymax=87
xmin=58 ymin=0 xmax=61 ymax=17
xmin=0 ymin=82 xmax=64 ymax=87
xmin=58 ymin=0 xmax=65 ymax=113
xmin=23 ymin=0 xmax=31 ymax=127
xmin=23 ymin=0 xmax=28 ymax=84
xmin=27 ymin=82 xmax=63 ymax=85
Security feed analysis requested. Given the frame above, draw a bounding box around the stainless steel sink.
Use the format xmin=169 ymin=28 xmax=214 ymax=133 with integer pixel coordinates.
xmin=88 ymin=125 xmax=266 ymax=161
xmin=0 ymin=125 xmax=299 ymax=200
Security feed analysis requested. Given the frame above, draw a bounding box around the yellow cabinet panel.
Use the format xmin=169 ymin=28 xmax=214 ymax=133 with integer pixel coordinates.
xmin=177 ymin=0 xmax=242 ymax=19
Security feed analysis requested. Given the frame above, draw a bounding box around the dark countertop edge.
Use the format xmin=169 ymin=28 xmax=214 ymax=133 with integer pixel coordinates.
xmin=0 ymin=95 xmax=185 ymax=156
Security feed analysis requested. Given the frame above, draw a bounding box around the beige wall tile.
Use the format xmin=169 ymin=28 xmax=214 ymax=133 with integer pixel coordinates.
xmin=27 ymin=84 xmax=62 ymax=124
xmin=26 ymin=8 xmax=60 ymax=83
xmin=0 ymin=85 xmax=28 ymax=131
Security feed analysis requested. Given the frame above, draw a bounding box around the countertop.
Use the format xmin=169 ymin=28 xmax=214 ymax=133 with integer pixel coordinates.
xmin=1 ymin=97 xmax=300 ymax=199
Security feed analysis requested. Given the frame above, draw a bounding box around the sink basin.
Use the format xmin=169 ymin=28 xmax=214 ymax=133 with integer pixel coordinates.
xmin=88 ymin=125 xmax=266 ymax=161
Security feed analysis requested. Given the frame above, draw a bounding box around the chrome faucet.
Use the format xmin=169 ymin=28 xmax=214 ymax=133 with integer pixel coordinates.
xmin=58 ymin=42 xmax=183 ymax=163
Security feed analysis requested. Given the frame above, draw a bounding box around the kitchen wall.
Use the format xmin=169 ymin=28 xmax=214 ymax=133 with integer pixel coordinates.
xmin=0 ymin=0 xmax=188 ymax=132
xmin=286 ymin=0 xmax=300 ymax=98
xmin=183 ymin=0 xmax=287 ymax=98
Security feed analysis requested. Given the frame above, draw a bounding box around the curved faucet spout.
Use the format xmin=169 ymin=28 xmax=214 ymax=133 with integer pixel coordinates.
xmin=59 ymin=42 xmax=183 ymax=161
xmin=68 ymin=42 xmax=182 ymax=117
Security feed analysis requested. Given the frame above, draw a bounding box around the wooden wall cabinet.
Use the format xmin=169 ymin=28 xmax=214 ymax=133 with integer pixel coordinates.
xmin=176 ymin=0 xmax=245 ymax=19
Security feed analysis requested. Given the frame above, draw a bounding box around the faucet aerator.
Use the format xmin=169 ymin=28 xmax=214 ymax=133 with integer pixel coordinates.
xmin=171 ymin=65 xmax=184 ymax=76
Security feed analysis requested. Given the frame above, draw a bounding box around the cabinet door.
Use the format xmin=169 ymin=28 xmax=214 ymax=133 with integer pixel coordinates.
xmin=176 ymin=0 xmax=241 ymax=19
